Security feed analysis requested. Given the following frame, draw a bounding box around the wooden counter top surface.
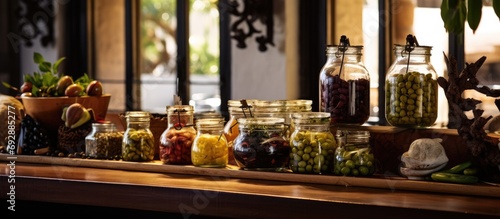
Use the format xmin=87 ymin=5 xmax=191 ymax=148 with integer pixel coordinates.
xmin=2 ymin=156 xmax=500 ymax=218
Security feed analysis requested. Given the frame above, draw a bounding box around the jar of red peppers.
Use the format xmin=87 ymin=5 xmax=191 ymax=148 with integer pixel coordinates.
xmin=233 ymin=117 xmax=290 ymax=171
xmin=192 ymin=118 xmax=228 ymax=167
xmin=319 ymin=35 xmax=370 ymax=125
xmin=159 ymin=105 xmax=196 ymax=165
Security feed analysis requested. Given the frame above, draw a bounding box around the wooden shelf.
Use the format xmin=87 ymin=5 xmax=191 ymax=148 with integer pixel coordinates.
xmin=2 ymin=154 xmax=499 ymax=199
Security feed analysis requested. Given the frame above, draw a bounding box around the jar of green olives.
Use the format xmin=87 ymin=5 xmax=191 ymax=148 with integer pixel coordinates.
xmin=192 ymin=118 xmax=228 ymax=167
xmin=159 ymin=105 xmax=197 ymax=165
xmin=289 ymin=112 xmax=336 ymax=174
xmin=319 ymin=35 xmax=371 ymax=126
xmin=385 ymin=34 xmax=438 ymax=127
xmin=122 ymin=111 xmax=155 ymax=162
xmin=333 ymin=130 xmax=375 ymax=176
xmin=233 ymin=117 xmax=290 ymax=171
xmin=85 ymin=122 xmax=123 ymax=159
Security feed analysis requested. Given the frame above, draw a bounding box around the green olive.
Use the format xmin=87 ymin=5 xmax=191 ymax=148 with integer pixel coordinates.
xmin=385 ymin=71 xmax=437 ymax=127
xmin=289 ymin=130 xmax=336 ymax=174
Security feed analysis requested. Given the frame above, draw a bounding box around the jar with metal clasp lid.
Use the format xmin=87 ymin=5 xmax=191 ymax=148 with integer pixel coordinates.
xmin=159 ymin=105 xmax=197 ymax=164
xmin=122 ymin=111 xmax=155 ymax=162
xmin=385 ymin=34 xmax=438 ymax=127
xmin=334 ymin=129 xmax=375 ymax=176
xmin=289 ymin=112 xmax=336 ymax=174
xmin=319 ymin=35 xmax=370 ymax=126
xmin=223 ymin=99 xmax=257 ymax=165
xmin=192 ymin=117 xmax=228 ymax=167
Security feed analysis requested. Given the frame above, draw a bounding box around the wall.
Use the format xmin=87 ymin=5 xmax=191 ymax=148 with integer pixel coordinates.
xmin=231 ymin=0 xmax=298 ymax=101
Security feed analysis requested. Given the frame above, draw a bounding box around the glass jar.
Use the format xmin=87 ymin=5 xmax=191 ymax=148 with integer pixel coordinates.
xmin=85 ymin=122 xmax=123 ymax=159
xmin=289 ymin=112 xmax=336 ymax=174
xmin=159 ymin=105 xmax=197 ymax=164
xmin=385 ymin=35 xmax=438 ymax=127
xmin=223 ymin=99 xmax=257 ymax=165
xmin=122 ymin=111 xmax=155 ymax=162
xmin=233 ymin=117 xmax=290 ymax=171
xmin=192 ymin=118 xmax=228 ymax=167
xmin=319 ymin=36 xmax=370 ymax=126
xmin=333 ymin=130 xmax=375 ymax=176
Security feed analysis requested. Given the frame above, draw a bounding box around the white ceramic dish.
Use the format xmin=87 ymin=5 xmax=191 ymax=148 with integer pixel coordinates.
xmin=400 ymin=162 xmax=448 ymax=180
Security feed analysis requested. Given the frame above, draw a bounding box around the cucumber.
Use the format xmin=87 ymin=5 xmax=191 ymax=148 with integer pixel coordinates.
xmin=431 ymin=172 xmax=479 ymax=184
xmin=442 ymin=161 xmax=472 ymax=174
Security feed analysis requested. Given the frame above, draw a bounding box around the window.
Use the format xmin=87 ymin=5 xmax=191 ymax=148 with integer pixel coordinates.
xmin=88 ymin=0 xmax=223 ymax=114
xmin=139 ymin=0 xmax=221 ymax=114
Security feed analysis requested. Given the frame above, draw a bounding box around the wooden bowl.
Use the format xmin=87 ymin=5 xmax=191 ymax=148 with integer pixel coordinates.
xmin=21 ymin=94 xmax=111 ymax=134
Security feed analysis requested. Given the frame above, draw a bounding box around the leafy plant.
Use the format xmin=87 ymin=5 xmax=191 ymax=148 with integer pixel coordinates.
xmin=2 ymin=52 xmax=94 ymax=97
xmin=441 ymin=0 xmax=500 ymax=37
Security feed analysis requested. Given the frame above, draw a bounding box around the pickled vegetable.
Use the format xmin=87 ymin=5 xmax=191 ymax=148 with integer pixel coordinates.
xmin=333 ymin=144 xmax=375 ymax=176
xmin=159 ymin=127 xmax=196 ymax=165
xmin=192 ymin=134 xmax=228 ymax=167
xmin=233 ymin=118 xmax=290 ymax=171
xmin=385 ymin=71 xmax=438 ymax=127
xmin=289 ymin=130 xmax=336 ymax=174
xmin=122 ymin=128 xmax=155 ymax=162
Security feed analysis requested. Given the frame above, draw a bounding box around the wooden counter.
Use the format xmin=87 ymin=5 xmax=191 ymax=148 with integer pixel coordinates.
xmin=2 ymin=156 xmax=500 ymax=218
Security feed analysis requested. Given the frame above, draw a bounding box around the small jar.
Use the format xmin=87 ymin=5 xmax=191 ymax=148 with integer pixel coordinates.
xmin=192 ymin=118 xmax=228 ymax=167
xmin=122 ymin=111 xmax=155 ymax=162
xmin=159 ymin=105 xmax=197 ymax=165
xmin=385 ymin=34 xmax=438 ymax=127
xmin=233 ymin=117 xmax=290 ymax=171
xmin=223 ymin=99 xmax=257 ymax=165
xmin=333 ymin=130 xmax=375 ymax=176
xmin=289 ymin=112 xmax=336 ymax=174
xmin=319 ymin=35 xmax=371 ymax=126
xmin=85 ymin=122 xmax=123 ymax=159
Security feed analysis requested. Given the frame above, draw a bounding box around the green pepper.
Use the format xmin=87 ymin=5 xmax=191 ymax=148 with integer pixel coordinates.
xmin=431 ymin=172 xmax=478 ymax=184
xmin=442 ymin=161 xmax=472 ymax=174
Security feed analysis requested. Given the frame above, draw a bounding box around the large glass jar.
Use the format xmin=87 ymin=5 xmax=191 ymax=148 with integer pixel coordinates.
xmin=159 ymin=105 xmax=197 ymax=165
xmin=233 ymin=117 xmax=290 ymax=171
xmin=192 ymin=118 xmax=228 ymax=167
xmin=85 ymin=122 xmax=123 ymax=159
xmin=122 ymin=111 xmax=155 ymax=162
xmin=289 ymin=112 xmax=336 ymax=174
xmin=333 ymin=130 xmax=375 ymax=176
xmin=385 ymin=35 xmax=438 ymax=127
xmin=319 ymin=36 xmax=370 ymax=126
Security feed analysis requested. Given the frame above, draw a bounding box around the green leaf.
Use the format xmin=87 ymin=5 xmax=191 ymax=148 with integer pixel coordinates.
xmin=24 ymin=74 xmax=35 ymax=84
xmin=493 ymin=0 xmax=500 ymax=20
xmin=2 ymin=81 xmax=12 ymax=89
xmin=31 ymin=85 xmax=39 ymax=97
xmin=33 ymin=52 xmax=44 ymax=64
xmin=39 ymin=61 xmax=52 ymax=73
xmin=441 ymin=0 xmax=450 ymax=27
xmin=53 ymin=57 xmax=66 ymax=76
xmin=448 ymin=0 xmax=459 ymax=9
xmin=467 ymin=0 xmax=482 ymax=33
xmin=40 ymin=72 xmax=58 ymax=87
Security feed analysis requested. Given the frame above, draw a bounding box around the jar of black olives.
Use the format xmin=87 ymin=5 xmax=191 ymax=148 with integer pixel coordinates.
xmin=192 ymin=118 xmax=228 ymax=167
xmin=319 ymin=35 xmax=370 ymax=126
xmin=385 ymin=34 xmax=438 ymax=127
xmin=85 ymin=122 xmax=123 ymax=159
xmin=122 ymin=111 xmax=155 ymax=162
xmin=233 ymin=117 xmax=290 ymax=171
xmin=333 ymin=130 xmax=375 ymax=176
xmin=159 ymin=105 xmax=197 ymax=165
xmin=289 ymin=112 xmax=336 ymax=174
